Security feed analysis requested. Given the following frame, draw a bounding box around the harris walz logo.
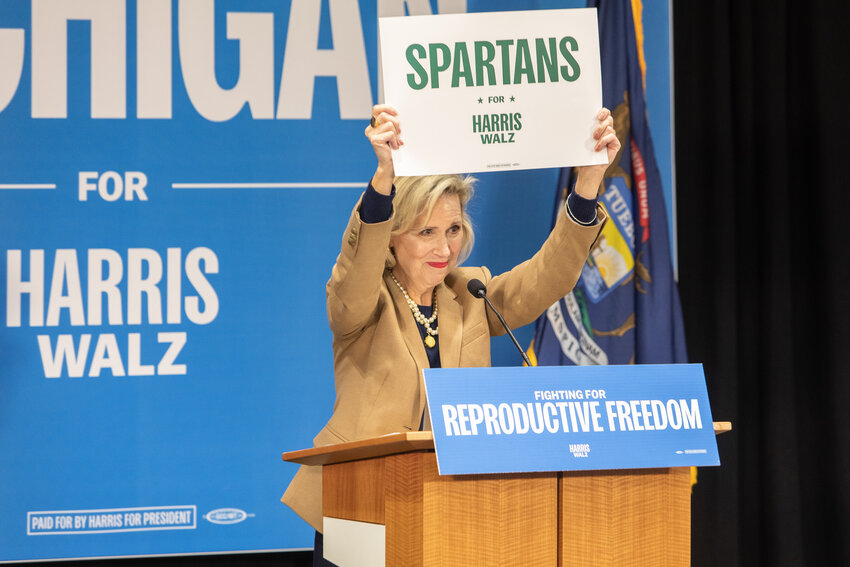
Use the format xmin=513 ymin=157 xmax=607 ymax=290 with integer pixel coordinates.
xmin=569 ymin=443 xmax=590 ymax=458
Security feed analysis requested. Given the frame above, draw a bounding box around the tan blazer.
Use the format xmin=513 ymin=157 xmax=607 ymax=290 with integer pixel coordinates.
xmin=282 ymin=197 xmax=606 ymax=531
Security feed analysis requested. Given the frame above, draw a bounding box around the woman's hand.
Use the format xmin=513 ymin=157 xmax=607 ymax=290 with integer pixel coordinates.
xmin=574 ymin=107 xmax=620 ymax=199
xmin=366 ymin=104 xmax=403 ymax=195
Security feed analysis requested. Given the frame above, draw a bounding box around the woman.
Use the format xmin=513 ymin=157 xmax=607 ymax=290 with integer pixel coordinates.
xmin=283 ymin=105 xmax=619 ymax=562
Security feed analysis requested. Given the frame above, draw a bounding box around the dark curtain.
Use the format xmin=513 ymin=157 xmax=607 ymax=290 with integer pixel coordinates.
xmin=674 ymin=1 xmax=850 ymax=565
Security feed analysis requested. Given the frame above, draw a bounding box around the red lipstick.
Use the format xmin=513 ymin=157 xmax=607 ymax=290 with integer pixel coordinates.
xmin=427 ymin=262 xmax=449 ymax=268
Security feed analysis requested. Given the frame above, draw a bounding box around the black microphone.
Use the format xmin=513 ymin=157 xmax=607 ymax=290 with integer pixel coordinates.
xmin=467 ymin=279 xmax=532 ymax=366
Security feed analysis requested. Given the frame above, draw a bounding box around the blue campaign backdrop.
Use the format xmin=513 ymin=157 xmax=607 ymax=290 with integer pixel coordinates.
xmin=0 ymin=0 xmax=673 ymax=561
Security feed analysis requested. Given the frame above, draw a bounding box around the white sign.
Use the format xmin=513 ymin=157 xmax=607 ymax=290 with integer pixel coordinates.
xmin=379 ymin=8 xmax=606 ymax=176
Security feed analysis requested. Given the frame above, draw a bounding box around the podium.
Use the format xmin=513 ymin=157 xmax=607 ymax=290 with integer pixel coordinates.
xmin=283 ymin=423 xmax=730 ymax=566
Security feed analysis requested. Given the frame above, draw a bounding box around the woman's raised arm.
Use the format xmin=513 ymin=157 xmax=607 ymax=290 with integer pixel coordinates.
xmin=365 ymin=104 xmax=403 ymax=195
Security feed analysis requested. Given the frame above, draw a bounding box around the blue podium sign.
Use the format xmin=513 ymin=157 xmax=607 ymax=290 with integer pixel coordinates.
xmin=424 ymin=364 xmax=720 ymax=475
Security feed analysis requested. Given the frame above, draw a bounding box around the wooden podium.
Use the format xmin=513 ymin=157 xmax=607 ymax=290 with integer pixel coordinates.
xmin=283 ymin=424 xmax=730 ymax=566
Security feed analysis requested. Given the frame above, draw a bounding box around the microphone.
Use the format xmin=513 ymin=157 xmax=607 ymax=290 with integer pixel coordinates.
xmin=467 ymin=279 xmax=532 ymax=366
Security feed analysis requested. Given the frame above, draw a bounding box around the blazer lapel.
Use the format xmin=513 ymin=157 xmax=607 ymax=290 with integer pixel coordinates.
xmin=383 ymin=271 xmax=429 ymax=373
xmin=384 ymin=272 xmax=462 ymax=429
xmin=414 ymin=283 xmax=462 ymax=429
xmin=436 ymin=283 xmax=462 ymax=369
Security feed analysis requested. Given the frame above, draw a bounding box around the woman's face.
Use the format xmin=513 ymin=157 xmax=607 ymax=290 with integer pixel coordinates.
xmin=390 ymin=194 xmax=463 ymax=304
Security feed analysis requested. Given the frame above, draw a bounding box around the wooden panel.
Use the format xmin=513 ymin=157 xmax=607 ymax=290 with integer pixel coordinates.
xmin=323 ymin=458 xmax=386 ymax=525
xmin=423 ymin=458 xmax=558 ymax=566
xmin=559 ymin=467 xmax=691 ymax=567
xmin=385 ymin=452 xmax=559 ymax=567
xmin=283 ymin=431 xmax=433 ymax=466
xmin=385 ymin=452 xmax=426 ymax=566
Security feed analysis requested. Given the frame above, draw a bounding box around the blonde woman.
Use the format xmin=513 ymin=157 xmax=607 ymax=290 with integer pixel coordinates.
xmin=283 ymin=104 xmax=619 ymax=566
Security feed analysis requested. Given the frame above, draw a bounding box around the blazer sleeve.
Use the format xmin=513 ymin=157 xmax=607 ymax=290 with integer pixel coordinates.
xmin=326 ymin=196 xmax=394 ymax=337
xmin=482 ymin=202 xmax=608 ymax=335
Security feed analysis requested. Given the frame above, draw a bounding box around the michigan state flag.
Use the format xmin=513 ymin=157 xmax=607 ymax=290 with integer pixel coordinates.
xmin=530 ymin=0 xmax=686 ymax=365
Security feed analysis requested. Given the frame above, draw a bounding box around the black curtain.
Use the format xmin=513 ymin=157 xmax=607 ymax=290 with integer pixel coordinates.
xmin=674 ymin=1 xmax=850 ymax=565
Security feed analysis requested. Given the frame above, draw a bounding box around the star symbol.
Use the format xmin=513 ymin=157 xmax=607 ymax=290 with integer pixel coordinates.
xmin=510 ymin=96 xmax=515 ymax=102
xmin=477 ymin=97 xmax=483 ymax=104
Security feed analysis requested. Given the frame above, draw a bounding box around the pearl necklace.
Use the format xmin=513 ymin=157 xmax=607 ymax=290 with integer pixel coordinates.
xmin=389 ymin=269 xmax=438 ymax=348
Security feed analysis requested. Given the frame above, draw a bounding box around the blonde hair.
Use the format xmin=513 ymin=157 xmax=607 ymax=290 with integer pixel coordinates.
xmin=386 ymin=174 xmax=476 ymax=268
